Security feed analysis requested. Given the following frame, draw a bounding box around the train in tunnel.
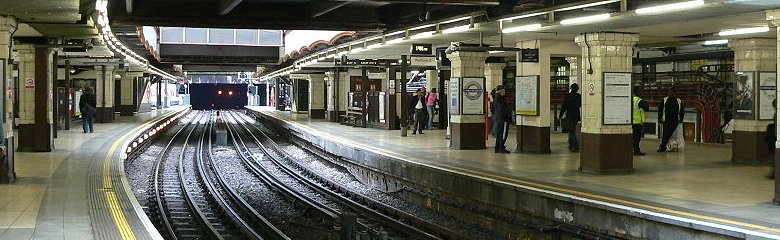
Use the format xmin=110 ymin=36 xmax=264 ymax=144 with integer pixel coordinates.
xmin=190 ymin=83 xmax=248 ymax=110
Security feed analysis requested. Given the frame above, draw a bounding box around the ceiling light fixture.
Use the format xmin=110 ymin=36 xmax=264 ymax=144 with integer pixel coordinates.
xmin=560 ymin=13 xmax=611 ymax=25
xmin=386 ymin=38 xmax=405 ymax=45
xmin=704 ymin=39 xmax=728 ymax=45
xmin=502 ymin=23 xmax=542 ymax=33
xmin=488 ymin=51 xmax=505 ymax=54
xmin=499 ymin=12 xmax=546 ymax=22
xmin=409 ymin=24 xmax=435 ymax=31
xmin=635 ymin=0 xmax=704 ymax=15
xmin=718 ymin=26 xmax=770 ymax=36
xmin=441 ymin=16 xmax=470 ymax=24
xmin=409 ymin=31 xmax=435 ymax=40
xmin=441 ymin=25 xmax=471 ymax=34
xmin=556 ymin=0 xmax=620 ymax=12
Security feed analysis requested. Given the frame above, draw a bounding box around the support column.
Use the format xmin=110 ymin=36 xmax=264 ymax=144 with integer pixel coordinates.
xmin=516 ymin=40 xmax=580 ymax=153
xmin=118 ymin=71 xmax=135 ymax=116
xmin=764 ymin=9 xmax=780 ymax=204
xmin=309 ymin=74 xmax=326 ymax=119
xmin=566 ymin=57 xmax=582 ymax=87
xmin=325 ymin=70 xmax=347 ymax=122
xmin=95 ymin=65 xmax=115 ymax=123
xmin=575 ymin=32 xmax=639 ymax=174
xmin=0 ymin=17 xmax=16 ymax=181
xmin=728 ymin=38 xmax=776 ymax=164
xmin=484 ymin=62 xmax=505 ymax=95
xmin=446 ymin=50 xmax=488 ymax=150
xmin=17 ymin=45 xmax=54 ymax=152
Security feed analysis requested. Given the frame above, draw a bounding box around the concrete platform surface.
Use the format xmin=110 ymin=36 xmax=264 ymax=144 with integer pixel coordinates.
xmin=0 ymin=107 xmax=186 ymax=240
xmin=248 ymin=106 xmax=780 ymax=239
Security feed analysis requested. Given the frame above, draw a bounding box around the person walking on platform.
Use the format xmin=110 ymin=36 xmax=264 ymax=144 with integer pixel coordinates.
xmin=559 ymin=83 xmax=581 ymax=153
xmin=410 ymin=89 xmax=426 ymax=135
xmin=491 ymin=85 xmax=511 ymax=154
xmin=632 ymin=87 xmax=650 ymax=155
xmin=425 ymin=88 xmax=438 ymax=129
xmin=657 ymin=90 xmax=684 ymax=152
xmin=79 ymin=87 xmax=97 ymax=133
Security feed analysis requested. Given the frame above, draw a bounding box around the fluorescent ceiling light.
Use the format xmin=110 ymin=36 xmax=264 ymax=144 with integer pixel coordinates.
xmin=556 ymin=0 xmax=620 ymax=12
xmin=502 ymin=23 xmax=542 ymax=33
xmin=718 ymin=26 xmax=770 ymax=36
xmin=560 ymin=13 xmax=611 ymax=25
xmin=440 ymin=16 xmax=470 ymax=24
xmin=441 ymin=25 xmax=471 ymax=34
xmin=635 ymin=0 xmax=704 ymax=15
xmin=386 ymin=38 xmax=405 ymax=45
xmin=387 ymin=30 xmax=406 ymax=36
xmin=500 ymin=12 xmax=546 ymax=22
xmin=409 ymin=24 xmax=435 ymax=31
xmin=410 ymin=31 xmax=435 ymax=40
xmin=350 ymin=47 xmax=365 ymax=53
xmin=488 ymin=51 xmax=505 ymax=54
xmin=366 ymin=43 xmax=382 ymax=49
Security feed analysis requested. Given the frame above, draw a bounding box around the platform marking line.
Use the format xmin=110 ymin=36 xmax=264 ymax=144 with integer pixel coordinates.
xmin=101 ymin=113 xmax=175 ymax=240
xmin=255 ymin=110 xmax=780 ymax=238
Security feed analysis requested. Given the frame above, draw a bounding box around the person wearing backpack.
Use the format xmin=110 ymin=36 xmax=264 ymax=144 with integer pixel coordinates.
xmin=80 ymin=87 xmax=97 ymax=133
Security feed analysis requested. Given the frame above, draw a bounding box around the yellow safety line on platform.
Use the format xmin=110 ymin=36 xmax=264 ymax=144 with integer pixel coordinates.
xmin=253 ymin=109 xmax=780 ymax=236
xmin=101 ymin=112 xmax=175 ymax=240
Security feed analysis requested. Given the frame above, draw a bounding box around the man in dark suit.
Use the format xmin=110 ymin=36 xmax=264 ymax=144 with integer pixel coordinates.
xmin=658 ymin=90 xmax=684 ymax=152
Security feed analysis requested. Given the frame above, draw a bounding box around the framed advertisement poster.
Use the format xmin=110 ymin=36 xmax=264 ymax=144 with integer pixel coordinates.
xmin=758 ymin=72 xmax=776 ymax=120
xmin=449 ymin=78 xmax=460 ymax=115
xmin=602 ymin=72 xmax=632 ymax=125
xmin=515 ymin=75 xmax=540 ymax=116
xmin=734 ymin=72 xmax=755 ymax=120
xmin=461 ymin=77 xmax=485 ymax=115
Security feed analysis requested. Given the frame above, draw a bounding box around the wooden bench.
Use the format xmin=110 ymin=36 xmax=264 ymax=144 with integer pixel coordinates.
xmin=340 ymin=107 xmax=366 ymax=127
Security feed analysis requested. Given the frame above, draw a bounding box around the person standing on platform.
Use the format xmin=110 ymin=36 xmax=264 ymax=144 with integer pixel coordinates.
xmin=410 ymin=89 xmax=426 ymax=135
xmin=632 ymin=87 xmax=651 ymax=155
xmin=425 ymin=88 xmax=438 ymax=129
xmin=765 ymin=99 xmax=776 ymax=179
xmin=79 ymin=87 xmax=97 ymax=133
xmin=657 ymin=90 xmax=684 ymax=152
xmin=559 ymin=83 xmax=581 ymax=153
xmin=491 ymin=85 xmax=511 ymax=154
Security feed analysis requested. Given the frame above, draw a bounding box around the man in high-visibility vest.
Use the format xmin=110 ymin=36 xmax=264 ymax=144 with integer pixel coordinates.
xmin=658 ymin=90 xmax=684 ymax=152
xmin=633 ymin=87 xmax=650 ymax=155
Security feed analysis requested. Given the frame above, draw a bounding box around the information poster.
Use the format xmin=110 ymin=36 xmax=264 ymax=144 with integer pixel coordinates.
xmin=759 ymin=72 xmax=777 ymax=120
xmin=515 ymin=75 xmax=540 ymax=116
xmin=461 ymin=77 xmax=485 ymax=115
xmin=379 ymin=92 xmax=386 ymax=123
xmin=449 ymin=78 xmax=460 ymax=115
xmin=735 ymin=72 xmax=755 ymax=119
xmin=602 ymin=72 xmax=632 ymax=125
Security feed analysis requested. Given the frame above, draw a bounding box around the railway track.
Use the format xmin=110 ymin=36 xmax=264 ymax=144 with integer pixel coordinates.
xmin=150 ymin=111 xmax=280 ymax=240
xmin=227 ymin=110 xmax=465 ymax=240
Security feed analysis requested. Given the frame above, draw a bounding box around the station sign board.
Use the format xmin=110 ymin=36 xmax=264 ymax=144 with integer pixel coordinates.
xmin=410 ymin=56 xmax=437 ymax=67
xmin=410 ymin=43 xmax=433 ymax=55
xmin=520 ymin=49 xmax=539 ymax=62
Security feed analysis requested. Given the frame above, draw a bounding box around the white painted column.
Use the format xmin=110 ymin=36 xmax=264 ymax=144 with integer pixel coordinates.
xmin=516 ymin=39 xmax=580 ymax=153
xmin=309 ymin=74 xmax=327 ymax=118
xmin=575 ymin=32 xmax=639 ymax=174
xmin=566 ymin=56 xmax=582 ymax=87
xmin=16 ymin=45 xmax=34 ymax=126
xmin=446 ymin=51 xmax=488 ymax=150
xmin=0 ymin=16 xmax=16 ymax=181
xmin=484 ymin=62 xmax=505 ymax=97
xmin=727 ymin=38 xmax=776 ymax=164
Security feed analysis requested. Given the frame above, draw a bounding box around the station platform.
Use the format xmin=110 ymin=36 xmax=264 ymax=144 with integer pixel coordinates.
xmin=247 ymin=106 xmax=780 ymax=239
xmin=0 ymin=106 xmax=187 ymax=240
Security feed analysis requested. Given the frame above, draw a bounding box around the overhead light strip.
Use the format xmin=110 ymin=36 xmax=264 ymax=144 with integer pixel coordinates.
xmin=718 ymin=26 xmax=770 ymax=36
xmin=635 ymin=0 xmax=705 ymax=15
xmin=560 ymin=13 xmax=611 ymax=25
xmin=555 ymin=0 xmax=620 ymax=12
xmin=704 ymin=39 xmax=728 ymax=45
xmin=502 ymin=23 xmax=542 ymax=33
